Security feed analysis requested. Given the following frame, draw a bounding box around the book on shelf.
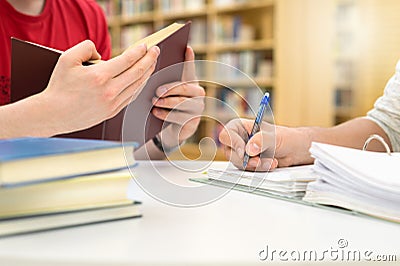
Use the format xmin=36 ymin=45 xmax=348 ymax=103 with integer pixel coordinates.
xmin=0 ymin=137 xmax=136 ymax=186
xmin=188 ymin=18 xmax=207 ymax=46
xmin=303 ymin=142 xmax=400 ymax=223
xmin=11 ymin=21 xmax=191 ymax=145
xmin=120 ymin=0 xmax=154 ymax=17
xmin=160 ymin=0 xmax=205 ymax=12
xmin=97 ymin=0 xmax=115 ymax=18
xmin=334 ymin=88 xmax=353 ymax=108
xmin=215 ymin=15 xmax=255 ymax=43
xmin=120 ymin=24 xmax=154 ymax=50
xmin=214 ymin=0 xmax=249 ymax=7
xmin=0 ymin=200 xmax=141 ymax=237
xmin=215 ymin=52 xmax=272 ymax=80
xmin=214 ymin=87 xmax=272 ymax=121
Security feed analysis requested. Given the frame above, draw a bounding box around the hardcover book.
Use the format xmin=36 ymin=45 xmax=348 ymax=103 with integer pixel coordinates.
xmin=0 ymin=137 xmax=136 ymax=186
xmin=0 ymin=201 xmax=141 ymax=237
xmin=10 ymin=22 xmax=191 ymax=146
xmin=0 ymin=169 xmax=134 ymax=219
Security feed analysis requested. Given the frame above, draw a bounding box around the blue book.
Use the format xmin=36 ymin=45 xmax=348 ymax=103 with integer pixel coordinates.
xmin=0 ymin=138 xmax=137 ymax=187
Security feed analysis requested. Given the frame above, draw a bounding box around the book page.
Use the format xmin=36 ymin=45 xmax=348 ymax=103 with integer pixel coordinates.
xmin=127 ymin=23 xmax=185 ymax=50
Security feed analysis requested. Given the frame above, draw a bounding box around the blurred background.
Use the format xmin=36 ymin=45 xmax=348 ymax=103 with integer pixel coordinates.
xmin=96 ymin=0 xmax=400 ymax=160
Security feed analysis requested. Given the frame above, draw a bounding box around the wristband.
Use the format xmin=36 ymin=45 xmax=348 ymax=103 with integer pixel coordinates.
xmin=152 ymin=134 xmax=180 ymax=154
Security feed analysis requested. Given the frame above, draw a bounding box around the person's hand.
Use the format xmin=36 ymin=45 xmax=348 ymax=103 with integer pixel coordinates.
xmin=218 ymin=118 xmax=313 ymax=171
xmin=38 ymin=40 xmax=159 ymax=134
xmin=151 ymin=46 xmax=205 ymax=150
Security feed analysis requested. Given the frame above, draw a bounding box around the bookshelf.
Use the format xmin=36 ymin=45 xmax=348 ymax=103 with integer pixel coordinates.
xmin=97 ymin=0 xmax=274 ymax=160
xmin=96 ymin=0 xmax=400 ymax=160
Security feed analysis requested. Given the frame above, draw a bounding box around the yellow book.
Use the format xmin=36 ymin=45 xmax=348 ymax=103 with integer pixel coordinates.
xmin=0 ymin=170 xmax=133 ymax=219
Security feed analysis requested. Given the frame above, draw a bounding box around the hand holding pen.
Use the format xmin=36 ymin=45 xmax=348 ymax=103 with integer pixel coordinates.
xmin=218 ymin=92 xmax=278 ymax=171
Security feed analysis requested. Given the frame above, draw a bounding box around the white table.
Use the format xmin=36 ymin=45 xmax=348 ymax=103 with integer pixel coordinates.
xmin=0 ymin=161 xmax=399 ymax=266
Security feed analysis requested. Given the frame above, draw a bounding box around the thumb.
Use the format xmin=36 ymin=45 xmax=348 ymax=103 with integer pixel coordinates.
xmin=245 ymin=130 xmax=275 ymax=157
xmin=182 ymin=46 xmax=197 ymax=82
xmin=61 ymin=40 xmax=101 ymax=67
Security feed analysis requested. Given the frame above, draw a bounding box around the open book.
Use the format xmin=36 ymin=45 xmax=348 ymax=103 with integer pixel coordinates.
xmin=11 ymin=22 xmax=191 ymax=145
xmin=303 ymin=142 xmax=400 ymax=223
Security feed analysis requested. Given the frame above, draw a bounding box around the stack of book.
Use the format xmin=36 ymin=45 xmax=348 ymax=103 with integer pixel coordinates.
xmin=0 ymin=137 xmax=140 ymax=237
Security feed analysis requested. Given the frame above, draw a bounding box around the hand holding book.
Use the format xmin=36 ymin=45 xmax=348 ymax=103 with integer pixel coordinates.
xmin=42 ymin=40 xmax=159 ymax=135
xmin=9 ymin=22 xmax=202 ymax=157
xmin=6 ymin=39 xmax=158 ymax=138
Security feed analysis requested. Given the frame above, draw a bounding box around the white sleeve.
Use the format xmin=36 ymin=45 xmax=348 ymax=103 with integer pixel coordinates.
xmin=367 ymin=60 xmax=400 ymax=152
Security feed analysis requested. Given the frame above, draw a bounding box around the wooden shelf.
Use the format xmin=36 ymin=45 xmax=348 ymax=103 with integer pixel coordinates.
xmin=156 ymin=8 xmax=208 ymax=21
xmin=189 ymin=44 xmax=208 ymax=54
xmin=211 ymin=77 xmax=273 ymax=88
xmin=213 ymin=0 xmax=274 ymax=14
xmin=254 ymin=77 xmax=274 ymax=87
xmin=214 ymin=39 xmax=274 ymax=52
xmin=119 ymin=12 xmax=155 ymax=25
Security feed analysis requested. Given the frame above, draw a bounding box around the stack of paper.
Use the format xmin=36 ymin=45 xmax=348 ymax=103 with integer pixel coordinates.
xmin=303 ymin=142 xmax=400 ymax=223
xmin=204 ymin=165 xmax=318 ymax=199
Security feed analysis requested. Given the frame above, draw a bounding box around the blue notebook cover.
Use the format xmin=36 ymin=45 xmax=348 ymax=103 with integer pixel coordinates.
xmin=0 ymin=137 xmax=137 ymax=162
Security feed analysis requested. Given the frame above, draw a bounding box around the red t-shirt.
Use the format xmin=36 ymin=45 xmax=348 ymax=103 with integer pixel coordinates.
xmin=0 ymin=0 xmax=111 ymax=105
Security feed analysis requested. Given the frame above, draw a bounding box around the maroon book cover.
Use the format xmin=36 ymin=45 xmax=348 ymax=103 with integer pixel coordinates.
xmin=10 ymin=22 xmax=191 ymax=145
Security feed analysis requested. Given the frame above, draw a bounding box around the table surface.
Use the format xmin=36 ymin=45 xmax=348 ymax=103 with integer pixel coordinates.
xmin=0 ymin=160 xmax=399 ymax=266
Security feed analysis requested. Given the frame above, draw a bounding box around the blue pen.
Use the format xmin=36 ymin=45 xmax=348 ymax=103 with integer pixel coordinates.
xmin=243 ymin=92 xmax=270 ymax=169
